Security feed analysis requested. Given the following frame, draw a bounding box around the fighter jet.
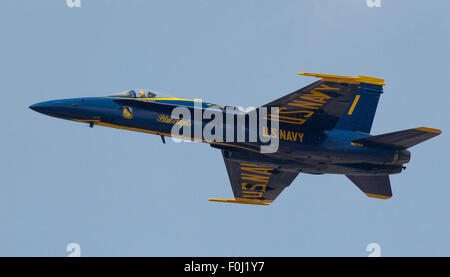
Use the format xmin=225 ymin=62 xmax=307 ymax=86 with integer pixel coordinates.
xmin=30 ymin=73 xmax=441 ymax=205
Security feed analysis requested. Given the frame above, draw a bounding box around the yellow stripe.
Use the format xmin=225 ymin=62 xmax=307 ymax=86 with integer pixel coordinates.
xmin=208 ymin=198 xmax=272 ymax=205
xmin=414 ymin=127 xmax=442 ymax=134
xmin=73 ymin=119 xmax=263 ymax=154
xmin=365 ymin=193 xmax=391 ymax=199
xmin=298 ymin=72 xmax=385 ymax=86
xmin=347 ymin=95 xmax=360 ymax=115
xmin=107 ymin=97 xmax=201 ymax=102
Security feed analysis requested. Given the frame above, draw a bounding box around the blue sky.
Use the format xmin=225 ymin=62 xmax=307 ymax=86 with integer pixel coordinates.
xmin=0 ymin=0 xmax=449 ymax=256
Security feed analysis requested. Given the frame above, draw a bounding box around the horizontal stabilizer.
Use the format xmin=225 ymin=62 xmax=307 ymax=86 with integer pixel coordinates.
xmin=352 ymin=127 xmax=441 ymax=150
xmin=346 ymin=175 xmax=392 ymax=199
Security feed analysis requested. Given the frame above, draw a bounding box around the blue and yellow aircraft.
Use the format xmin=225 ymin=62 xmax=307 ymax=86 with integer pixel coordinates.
xmin=30 ymin=73 xmax=441 ymax=205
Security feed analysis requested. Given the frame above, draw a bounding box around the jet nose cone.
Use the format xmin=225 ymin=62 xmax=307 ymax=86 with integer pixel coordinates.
xmin=29 ymin=101 xmax=54 ymax=115
xmin=29 ymin=103 xmax=44 ymax=113
xmin=30 ymin=98 xmax=97 ymax=121
xmin=29 ymin=99 xmax=75 ymax=119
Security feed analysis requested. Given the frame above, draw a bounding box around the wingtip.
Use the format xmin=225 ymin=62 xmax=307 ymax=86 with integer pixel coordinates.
xmin=297 ymin=72 xmax=385 ymax=86
xmin=414 ymin=127 xmax=442 ymax=135
xmin=365 ymin=193 xmax=392 ymax=200
xmin=208 ymin=198 xmax=271 ymax=205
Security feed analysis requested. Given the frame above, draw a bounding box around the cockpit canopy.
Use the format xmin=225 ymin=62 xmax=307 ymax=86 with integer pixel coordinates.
xmin=111 ymin=89 xmax=173 ymax=99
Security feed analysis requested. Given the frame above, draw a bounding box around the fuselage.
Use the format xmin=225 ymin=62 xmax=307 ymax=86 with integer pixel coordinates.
xmin=29 ymin=94 xmax=410 ymax=176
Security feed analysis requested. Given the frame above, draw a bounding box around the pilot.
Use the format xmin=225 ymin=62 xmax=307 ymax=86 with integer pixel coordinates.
xmin=138 ymin=90 xmax=146 ymax=98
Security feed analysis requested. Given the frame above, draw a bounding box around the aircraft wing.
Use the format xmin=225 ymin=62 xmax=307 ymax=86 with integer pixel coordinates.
xmin=209 ymin=150 xmax=300 ymax=205
xmin=262 ymin=72 xmax=385 ymax=133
